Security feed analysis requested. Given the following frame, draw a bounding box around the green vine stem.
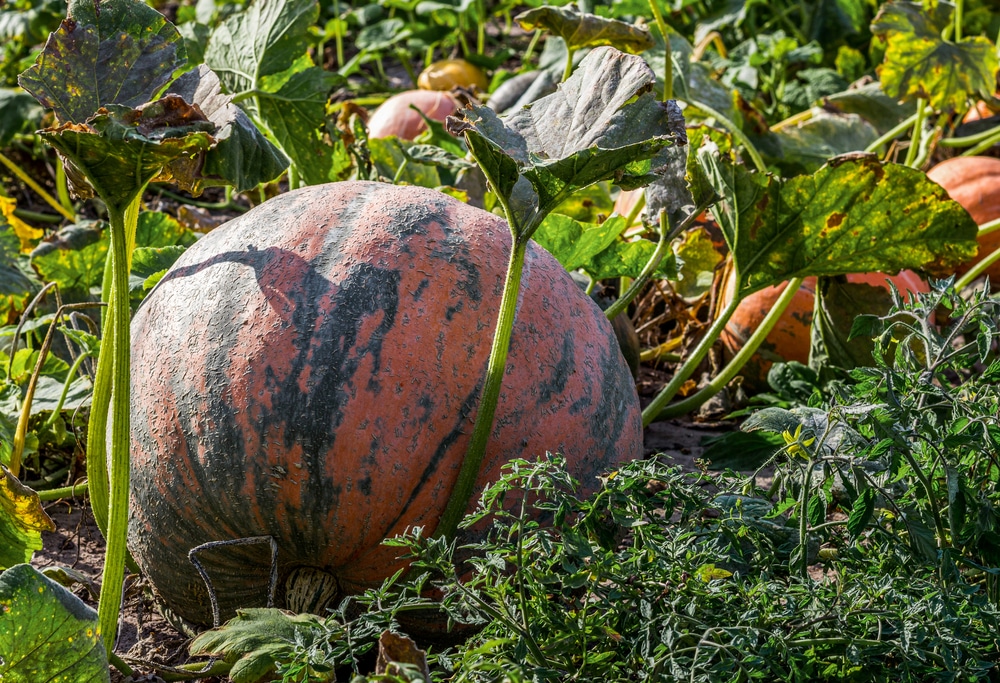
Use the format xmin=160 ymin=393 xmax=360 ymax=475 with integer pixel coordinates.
xmin=35 ymin=479 xmax=88 ymax=502
xmin=0 ymin=152 xmax=74 ymax=221
xmin=954 ymin=0 xmax=964 ymax=41
xmin=42 ymin=346 xmax=93 ymax=427
xmin=954 ymin=219 xmax=1000 ymax=292
xmin=904 ymin=98 xmax=927 ymax=167
xmin=654 ymin=277 xmax=804 ymax=419
xmin=647 ymin=0 xmax=673 ymax=102
xmin=685 ymin=101 xmax=768 ymax=174
xmin=55 ymin=162 xmax=73 ymax=217
xmin=434 ymin=237 xmax=528 ymax=541
xmin=938 ymin=121 xmax=1000 ymax=148
xmin=95 ymin=193 xmax=142 ymax=653
xmin=864 ymin=110 xmax=921 ymax=156
xmin=962 ymin=129 xmax=1000 ymax=157
xmin=562 ymin=47 xmax=576 ymax=82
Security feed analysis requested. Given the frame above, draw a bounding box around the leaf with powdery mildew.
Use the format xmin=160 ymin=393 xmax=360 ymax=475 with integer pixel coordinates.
xmin=517 ymin=5 xmax=653 ymax=53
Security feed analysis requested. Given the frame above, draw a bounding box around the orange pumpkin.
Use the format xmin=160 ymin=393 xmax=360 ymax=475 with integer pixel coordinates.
xmin=417 ymin=59 xmax=488 ymax=92
xmin=721 ymin=271 xmax=929 ymax=384
xmin=367 ymin=90 xmax=458 ymax=140
xmin=926 ymin=156 xmax=1000 ymax=280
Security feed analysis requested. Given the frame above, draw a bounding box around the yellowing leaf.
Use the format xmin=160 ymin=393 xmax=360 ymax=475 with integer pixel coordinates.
xmin=0 ymin=466 xmax=55 ymax=569
xmin=0 ymin=197 xmax=43 ymax=252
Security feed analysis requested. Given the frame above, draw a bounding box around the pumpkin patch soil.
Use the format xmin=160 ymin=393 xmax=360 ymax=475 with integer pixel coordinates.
xmin=32 ymin=415 xmax=735 ymax=682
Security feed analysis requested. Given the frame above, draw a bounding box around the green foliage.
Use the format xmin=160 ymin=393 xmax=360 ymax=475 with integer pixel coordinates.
xmin=0 ymin=563 xmax=110 ymax=682
xmin=0 ymin=467 xmax=53 ymax=568
xmin=516 ymin=5 xmax=654 ymax=53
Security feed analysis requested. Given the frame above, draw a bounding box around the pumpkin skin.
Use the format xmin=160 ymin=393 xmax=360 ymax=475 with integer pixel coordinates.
xmin=367 ymin=90 xmax=458 ymax=140
xmin=721 ymin=271 xmax=928 ymax=386
xmin=417 ymin=59 xmax=488 ymax=92
xmin=926 ymin=156 xmax=1000 ymax=280
xmin=128 ymin=181 xmax=642 ymax=627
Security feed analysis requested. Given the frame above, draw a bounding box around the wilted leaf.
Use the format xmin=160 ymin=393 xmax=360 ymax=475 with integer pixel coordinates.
xmin=449 ymin=46 xmax=685 ymax=236
xmin=699 ymin=149 xmax=978 ymax=295
xmin=517 ymin=5 xmax=653 ymax=53
xmin=0 ymin=223 xmax=36 ymax=323
xmin=18 ymin=0 xmax=185 ymax=124
xmin=871 ymin=1 xmax=999 ymax=112
xmin=190 ymin=608 xmax=329 ymax=683
xmin=0 ymin=467 xmax=55 ymax=568
xmin=0 ymin=563 xmax=109 ymax=682
xmin=376 ymin=631 xmax=430 ymax=680
xmin=166 ymin=66 xmax=288 ymax=192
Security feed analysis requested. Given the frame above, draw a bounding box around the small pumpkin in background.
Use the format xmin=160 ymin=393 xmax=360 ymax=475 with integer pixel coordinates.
xmin=417 ymin=59 xmax=488 ymax=92
xmin=721 ymin=270 xmax=929 ymax=387
xmin=926 ymin=156 xmax=1000 ymax=280
xmin=366 ymin=90 xmax=458 ymax=140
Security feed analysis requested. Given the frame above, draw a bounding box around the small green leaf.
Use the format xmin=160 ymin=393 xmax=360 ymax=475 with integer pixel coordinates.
xmin=517 ymin=5 xmax=653 ymax=53
xmin=18 ymin=0 xmax=185 ymax=124
xmin=189 ymin=608 xmax=330 ymax=683
xmin=847 ymin=486 xmax=876 ymax=536
xmin=0 ymin=468 xmax=55 ymax=568
xmin=871 ymin=1 xmax=999 ymax=112
xmin=0 ymin=563 xmax=109 ymax=682
xmin=131 ymin=245 xmax=186 ymax=295
xmin=369 ymin=138 xmax=442 ymax=188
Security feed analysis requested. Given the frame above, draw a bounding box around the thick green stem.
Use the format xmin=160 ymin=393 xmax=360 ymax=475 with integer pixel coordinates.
xmin=963 ymin=129 xmax=1000 ymax=157
xmin=0 ymin=152 xmax=75 ymax=221
xmin=563 ymin=47 xmax=576 ymax=82
xmin=435 ymin=239 xmax=528 ymax=541
xmin=954 ymin=0 xmax=964 ymax=41
xmin=647 ymin=0 xmax=673 ymax=102
xmin=938 ymin=121 xmax=1000 ymax=147
xmin=864 ymin=110 xmax=921 ymax=156
xmin=641 ymin=279 xmax=743 ymax=426
xmin=95 ymin=197 xmax=138 ymax=653
xmin=655 ymin=277 xmax=804 ymax=418
xmin=55 ymin=163 xmax=73 ymax=217
xmin=685 ymin=101 xmax=768 ymax=174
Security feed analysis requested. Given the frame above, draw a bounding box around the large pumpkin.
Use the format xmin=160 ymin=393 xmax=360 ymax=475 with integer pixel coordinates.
xmin=926 ymin=156 xmax=1000 ymax=280
xmin=128 ymin=181 xmax=642 ymax=627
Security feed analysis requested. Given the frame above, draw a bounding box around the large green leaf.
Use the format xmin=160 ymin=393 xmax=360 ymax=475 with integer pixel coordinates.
xmin=533 ymin=213 xmax=678 ymax=280
xmin=517 ymin=5 xmax=653 ymax=53
xmin=809 ymin=277 xmax=895 ymax=375
xmin=166 ymin=66 xmax=289 ymax=192
xmin=673 ymin=228 xmax=723 ymax=300
xmin=30 ymin=222 xmax=108 ymax=298
xmin=449 ymin=46 xmax=685 ymax=237
xmin=823 ymin=82 xmax=915 ymax=134
xmin=18 ymin=0 xmax=185 ymax=124
xmin=871 ymin=1 xmax=999 ymax=112
xmin=205 ymin=0 xmax=342 ymax=185
xmin=0 ymin=468 xmax=54 ymax=569
xmin=699 ymin=146 xmax=978 ymax=296
xmin=767 ymin=110 xmax=879 ymax=176
xmin=0 ymin=563 xmax=109 ymax=682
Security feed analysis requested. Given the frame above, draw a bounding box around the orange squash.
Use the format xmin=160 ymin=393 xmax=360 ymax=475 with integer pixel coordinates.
xmin=127 ymin=181 xmax=643 ymax=627
xmin=721 ymin=271 xmax=929 ymax=385
xmin=367 ymin=90 xmax=458 ymax=140
xmin=417 ymin=59 xmax=488 ymax=92
xmin=926 ymin=156 xmax=1000 ymax=280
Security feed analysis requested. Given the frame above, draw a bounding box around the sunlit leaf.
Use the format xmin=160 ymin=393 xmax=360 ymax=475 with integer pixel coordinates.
xmin=517 ymin=5 xmax=653 ymax=53
xmin=871 ymin=1 xmax=999 ymax=112
xmin=18 ymin=0 xmax=185 ymax=124
xmin=0 ymin=563 xmax=109 ymax=682
xmin=0 ymin=468 xmax=54 ymax=569
xmin=30 ymin=222 xmax=108 ymax=297
xmin=672 ymin=228 xmax=722 ymax=299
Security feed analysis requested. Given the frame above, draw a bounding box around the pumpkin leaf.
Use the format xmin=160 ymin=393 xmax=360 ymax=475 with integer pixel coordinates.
xmin=448 ymin=46 xmax=685 ymax=239
xmin=516 ymin=5 xmax=653 ymax=53
xmin=0 ymin=89 xmax=43 ymax=148
xmin=30 ymin=222 xmax=108 ymax=297
xmin=0 ymin=223 xmax=35 ymax=324
xmin=697 ymin=145 xmax=979 ymax=296
xmin=809 ymin=278 xmax=895 ymax=375
xmin=375 ymin=631 xmax=430 ymax=681
xmin=823 ymin=82 xmax=915 ymax=134
xmin=0 ymin=467 xmax=54 ymax=568
xmin=39 ymin=103 xmax=215 ymax=209
xmin=533 ymin=213 xmax=678 ymax=280
xmin=189 ymin=608 xmax=331 ymax=683
xmin=767 ymin=110 xmax=879 ymax=176
xmin=166 ymin=66 xmax=289 ymax=192
xmin=17 ymin=0 xmax=185 ymax=124
xmin=0 ymin=563 xmax=109 ymax=682
xmin=130 ymin=245 xmax=187 ymax=295
xmin=135 ymin=210 xmax=197 ymax=249
xmin=672 ymin=228 xmax=723 ymax=299
xmin=369 ymin=138 xmax=443 ymax=188
xmin=871 ymin=1 xmax=999 ymax=112
xmin=205 ymin=0 xmax=342 ymax=186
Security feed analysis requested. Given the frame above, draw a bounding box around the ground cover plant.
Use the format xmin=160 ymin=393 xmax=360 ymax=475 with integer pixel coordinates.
xmin=0 ymin=0 xmax=999 ymax=680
